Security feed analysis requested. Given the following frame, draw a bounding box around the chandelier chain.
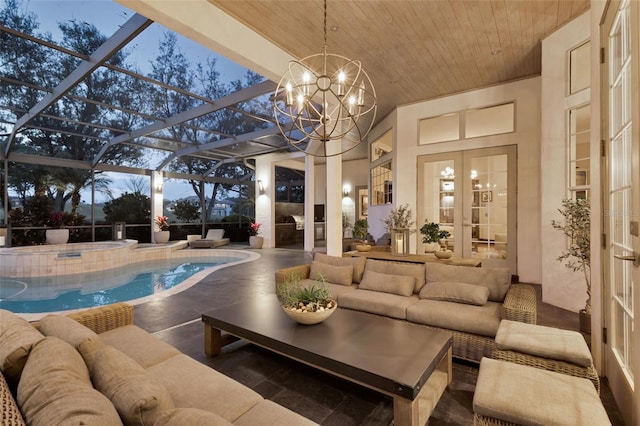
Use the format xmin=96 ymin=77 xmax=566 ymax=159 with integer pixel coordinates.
xmin=323 ymin=0 xmax=327 ymax=47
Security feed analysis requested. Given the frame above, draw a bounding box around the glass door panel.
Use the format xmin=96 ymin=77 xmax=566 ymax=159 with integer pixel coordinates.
xmin=418 ymin=146 xmax=516 ymax=272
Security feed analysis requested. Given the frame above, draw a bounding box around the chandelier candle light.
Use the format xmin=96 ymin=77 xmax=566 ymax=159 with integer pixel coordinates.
xmin=273 ymin=0 xmax=377 ymax=157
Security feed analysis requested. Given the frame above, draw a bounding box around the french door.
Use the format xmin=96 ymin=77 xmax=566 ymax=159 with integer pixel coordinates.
xmin=602 ymin=0 xmax=639 ymax=423
xmin=417 ymin=146 xmax=517 ymax=272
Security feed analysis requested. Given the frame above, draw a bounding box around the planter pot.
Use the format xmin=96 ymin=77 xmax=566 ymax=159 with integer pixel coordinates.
xmin=434 ymin=250 xmax=453 ymax=259
xmin=355 ymin=243 xmax=372 ymax=252
xmin=46 ymin=229 xmax=69 ymax=245
xmin=154 ymin=231 xmax=170 ymax=244
xmin=424 ymin=242 xmax=441 ymax=253
xmin=249 ymin=236 xmax=264 ymax=249
xmin=282 ymin=299 xmax=337 ymax=325
xmin=579 ymin=310 xmax=591 ymax=334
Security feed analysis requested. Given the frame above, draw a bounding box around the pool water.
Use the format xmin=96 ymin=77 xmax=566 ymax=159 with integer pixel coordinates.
xmin=0 ymin=258 xmax=230 ymax=314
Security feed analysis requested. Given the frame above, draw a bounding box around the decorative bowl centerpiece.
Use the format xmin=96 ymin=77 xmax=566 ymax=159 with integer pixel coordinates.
xmin=276 ymin=275 xmax=337 ymax=325
xmin=434 ymin=250 xmax=453 ymax=259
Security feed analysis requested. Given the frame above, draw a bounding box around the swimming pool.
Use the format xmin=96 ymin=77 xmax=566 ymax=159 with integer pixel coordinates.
xmin=0 ymin=250 xmax=259 ymax=320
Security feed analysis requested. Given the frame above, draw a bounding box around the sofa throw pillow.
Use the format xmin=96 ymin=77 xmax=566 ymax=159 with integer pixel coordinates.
xmin=91 ymin=345 xmax=175 ymax=426
xmin=425 ymin=263 xmax=511 ymax=302
xmin=154 ymin=408 xmax=233 ymax=426
xmin=39 ymin=314 xmax=99 ymax=348
xmin=17 ymin=337 xmax=121 ymax=426
xmin=77 ymin=337 xmax=106 ymax=372
xmin=0 ymin=309 xmax=45 ymax=388
xmin=309 ymin=261 xmax=353 ymax=286
xmin=419 ymin=281 xmax=490 ymax=306
xmin=364 ymin=259 xmax=426 ymax=293
xmin=358 ymin=270 xmax=416 ymax=297
xmin=314 ymin=253 xmax=367 ymax=283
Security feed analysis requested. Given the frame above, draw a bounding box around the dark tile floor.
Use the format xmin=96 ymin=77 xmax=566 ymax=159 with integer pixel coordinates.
xmin=133 ymin=246 xmax=624 ymax=425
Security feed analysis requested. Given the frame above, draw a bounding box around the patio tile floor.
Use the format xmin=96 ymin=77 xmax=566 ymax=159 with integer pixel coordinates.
xmin=133 ymin=246 xmax=624 ymax=425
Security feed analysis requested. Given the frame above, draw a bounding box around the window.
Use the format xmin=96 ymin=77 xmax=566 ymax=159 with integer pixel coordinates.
xmin=419 ymin=113 xmax=460 ymax=144
xmin=465 ymin=103 xmax=515 ymax=138
xmin=568 ymin=104 xmax=591 ymax=200
xmin=371 ymin=130 xmax=393 ymax=162
xmin=569 ymin=41 xmax=591 ymax=94
xmin=371 ymin=161 xmax=392 ymax=206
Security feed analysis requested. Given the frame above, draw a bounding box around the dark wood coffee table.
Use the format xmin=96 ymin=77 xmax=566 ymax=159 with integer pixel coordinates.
xmin=202 ymin=296 xmax=452 ymax=425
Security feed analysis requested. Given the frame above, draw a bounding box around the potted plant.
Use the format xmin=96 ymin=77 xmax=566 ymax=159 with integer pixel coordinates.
xmin=352 ymin=219 xmax=371 ymax=252
xmin=154 ymin=215 xmax=170 ymax=244
xmin=420 ymin=221 xmax=451 ymax=253
xmin=551 ymin=198 xmax=591 ymax=333
xmin=46 ymin=211 xmax=69 ymax=244
xmin=276 ymin=274 xmax=336 ymax=325
xmin=249 ymin=222 xmax=263 ymax=249
xmin=382 ymin=204 xmax=415 ymax=256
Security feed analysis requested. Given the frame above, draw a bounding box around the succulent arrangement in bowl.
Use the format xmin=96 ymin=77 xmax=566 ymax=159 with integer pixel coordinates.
xmin=276 ymin=274 xmax=336 ymax=324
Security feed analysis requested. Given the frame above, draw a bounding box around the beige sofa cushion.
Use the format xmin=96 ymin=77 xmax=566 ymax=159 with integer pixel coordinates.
xmin=358 ymin=270 xmax=415 ymax=297
xmin=91 ymin=345 xmax=175 ymax=426
xmin=147 ymin=354 xmax=263 ymax=422
xmin=309 ymin=261 xmax=353 ymax=286
xmin=338 ymin=290 xmax=419 ymax=320
xmin=406 ymin=299 xmax=502 ymax=337
xmin=314 ymin=253 xmax=367 ymax=283
xmin=419 ymin=282 xmax=490 ymax=306
xmin=364 ymin=259 xmax=426 ymax=293
xmin=298 ymin=279 xmax=357 ymax=303
xmin=0 ymin=309 xmax=44 ymax=387
xmin=39 ymin=314 xmax=99 ymax=348
xmin=425 ymin=263 xmax=511 ymax=302
xmin=474 ymin=358 xmax=610 ymax=426
xmin=496 ymin=320 xmax=593 ymax=367
xmin=17 ymin=337 xmax=121 ymax=426
xmin=234 ymin=400 xmax=318 ymax=426
xmin=154 ymin=408 xmax=233 ymax=425
xmin=99 ymin=325 xmax=181 ymax=368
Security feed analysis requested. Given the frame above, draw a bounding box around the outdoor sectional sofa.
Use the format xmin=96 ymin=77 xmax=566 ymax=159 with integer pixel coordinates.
xmin=0 ymin=303 xmax=316 ymax=426
xmin=275 ymin=253 xmax=537 ymax=363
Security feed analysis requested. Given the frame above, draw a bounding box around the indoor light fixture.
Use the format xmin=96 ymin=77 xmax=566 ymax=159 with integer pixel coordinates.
xmin=273 ymin=0 xmax=377 ymax=157
xmin=342 ymin=185 xmax=351 ymax=197
xmin=257 ymin=180 xmax=265 ymax=195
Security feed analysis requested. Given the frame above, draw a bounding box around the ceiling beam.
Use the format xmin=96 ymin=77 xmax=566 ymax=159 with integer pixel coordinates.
xmin=92 ymin=80 xmax=276 ymax=166
xmin=4 ymin=13 xmax=152 ymax=156
xmin=156 ymin=123 xmax=288 ymax=171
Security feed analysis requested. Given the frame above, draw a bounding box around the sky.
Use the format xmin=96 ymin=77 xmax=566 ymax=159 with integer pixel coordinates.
xmin=15 ymin=0 xmax=254 ymax=202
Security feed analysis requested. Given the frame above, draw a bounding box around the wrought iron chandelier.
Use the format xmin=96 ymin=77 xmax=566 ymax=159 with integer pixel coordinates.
xmin=273 ymin=0 xmax=377 ymax=157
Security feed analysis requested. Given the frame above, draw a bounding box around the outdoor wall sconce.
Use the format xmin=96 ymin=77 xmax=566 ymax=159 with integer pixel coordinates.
xmin=257 ymin=180 xmax=265 ymax=195
xmin=155 ymin=182 xmax=163 ymax=193
xmin=342 ymin=185 xmax=351 ymax=197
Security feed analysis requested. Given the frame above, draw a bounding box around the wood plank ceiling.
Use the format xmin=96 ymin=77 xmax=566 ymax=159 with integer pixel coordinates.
xmin=210 ymin=0 xmax=590 ymax=123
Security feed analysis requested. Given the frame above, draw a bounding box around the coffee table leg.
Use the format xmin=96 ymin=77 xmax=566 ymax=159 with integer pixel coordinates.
xmin=392 ymin=347 xmax=452 ymax=425
xmin=204 ymin=323 xmax=222 ymax=356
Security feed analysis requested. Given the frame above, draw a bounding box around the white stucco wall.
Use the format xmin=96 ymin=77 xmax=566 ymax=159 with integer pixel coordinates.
xmin=541 ymin=11 xmax=591 ymax=312
xmin=371 ymin=77 xmax=542 ymax=283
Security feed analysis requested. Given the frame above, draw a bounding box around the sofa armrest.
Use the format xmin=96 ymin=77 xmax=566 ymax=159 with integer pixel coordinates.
xmin=66 ymin=302 xmax=134 ymax=334
xmin=275 ymin=264 xmax=311 ymax=284
xmin=502 ymin=284 xmax=537 ymax=324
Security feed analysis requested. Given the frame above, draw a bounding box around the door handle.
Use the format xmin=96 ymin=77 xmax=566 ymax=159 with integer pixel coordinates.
xmin=613 ymin=253 xmax=640 ymax=267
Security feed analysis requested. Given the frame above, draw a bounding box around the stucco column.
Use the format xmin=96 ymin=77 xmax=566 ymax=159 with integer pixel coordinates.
xmin=325 ymin=141 xmax=343 ymax=256
xmin=304 ymin=156 xmax=315 ymax=253
xmin=150 ymin=171 xmax=164 ymax=242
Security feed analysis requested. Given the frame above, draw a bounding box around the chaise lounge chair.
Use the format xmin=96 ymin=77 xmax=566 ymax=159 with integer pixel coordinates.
xmin=190 ymin=229 xmax=230 ymax=248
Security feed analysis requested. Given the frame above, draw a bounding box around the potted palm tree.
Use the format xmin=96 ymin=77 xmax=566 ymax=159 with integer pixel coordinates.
xmin=551 ymin=198 xmax=591 ymax=333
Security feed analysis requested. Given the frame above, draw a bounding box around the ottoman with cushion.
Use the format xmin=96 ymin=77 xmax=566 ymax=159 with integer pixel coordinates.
xmin=473 ymin=357 xmax=610 ymax=425
xmin=492 ymin=320 xmax=600 ymax=393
